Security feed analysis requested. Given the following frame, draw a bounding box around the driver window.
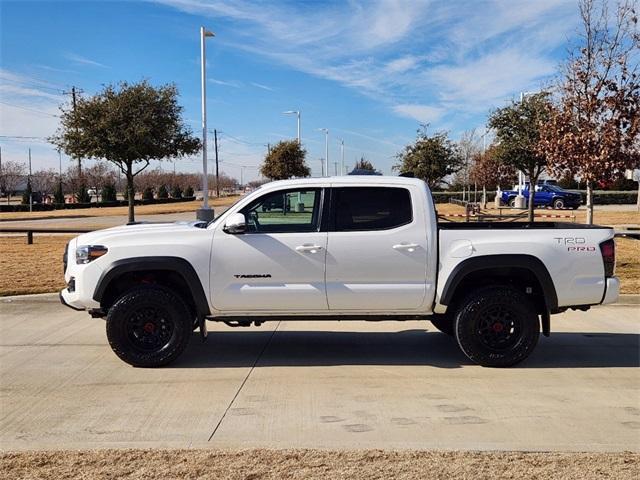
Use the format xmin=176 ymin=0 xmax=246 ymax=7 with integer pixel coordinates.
xmin=241 ymin=188 xmax=321 ymax=233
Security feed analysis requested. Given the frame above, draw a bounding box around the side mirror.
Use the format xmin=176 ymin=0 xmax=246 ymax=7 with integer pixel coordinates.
xmin=223 ymin=212 xmax=246 ymax=234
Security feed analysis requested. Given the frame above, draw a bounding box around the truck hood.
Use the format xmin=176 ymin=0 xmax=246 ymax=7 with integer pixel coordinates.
xmin=74 ymin=221 xmax=208 ymax=246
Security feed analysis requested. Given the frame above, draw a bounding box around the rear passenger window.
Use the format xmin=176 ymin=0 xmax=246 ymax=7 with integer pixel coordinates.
xmin=333 ymin=187 xmax=412 ymax=231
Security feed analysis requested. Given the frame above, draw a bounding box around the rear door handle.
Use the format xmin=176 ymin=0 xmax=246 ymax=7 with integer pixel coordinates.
xmin=296 ymin=244 xmax=323 ymax=253
xmin=393 ymin=243 xmax=419 ymax=252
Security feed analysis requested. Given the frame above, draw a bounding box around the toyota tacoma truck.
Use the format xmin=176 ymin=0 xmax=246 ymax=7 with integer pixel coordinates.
xmin=60 ymin=177 xmax=619 ymax=368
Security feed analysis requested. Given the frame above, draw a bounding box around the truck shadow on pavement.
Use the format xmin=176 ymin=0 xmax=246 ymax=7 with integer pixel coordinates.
xmin=171 ymin=329 xmax=640 ymax=369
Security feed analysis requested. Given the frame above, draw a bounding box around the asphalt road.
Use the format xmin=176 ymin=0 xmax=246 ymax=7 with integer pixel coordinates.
xmin=0 ymin=294 xmax=638 ymax=452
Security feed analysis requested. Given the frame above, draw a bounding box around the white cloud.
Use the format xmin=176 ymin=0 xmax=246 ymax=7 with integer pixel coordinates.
xmin=392 ymin=104 xmax=445 ymax=123
xmin=64 ymin=52 xmax=108 ymax=68
xmin=250 ymin=82 xmax=274 ymax=92
xmin=147 ymin=1 xmax=579 ymax=127
xmin=208 ymin=78 xmax=242 ymax=88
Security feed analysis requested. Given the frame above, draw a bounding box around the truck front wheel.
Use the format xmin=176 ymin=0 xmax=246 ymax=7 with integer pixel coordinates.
xmin=454 ymin=286 xmax=539 ymax=367
xmin=106 ymin=286 xmax=192 ymax=367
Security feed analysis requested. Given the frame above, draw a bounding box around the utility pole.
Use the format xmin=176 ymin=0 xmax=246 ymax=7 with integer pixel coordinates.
xmin=62 ymin=86 xmax=84 ymax=175
xmin=333 ymin=162 xmax=338 ymax=176
xmin=214 ymin=128 xmax=220 ymax=197
xmin=338 ymin=138 xmax=344 ymax=176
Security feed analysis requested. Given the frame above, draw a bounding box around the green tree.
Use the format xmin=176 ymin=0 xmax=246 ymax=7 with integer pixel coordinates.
xmin=21 ymin=177 xmax=32 ymax=205
xmin=261 ymin=140 xmax=310 ymax=180
xmin=354 ymin=157 xmax=376 ymax=172
xmin=76 ymin=183 xmax=91 ymax=203
xmin=101 ymin=183 xmax=117 ymax=202
xmin=53 ymin=180 xmax=65 ymax=204
xmin=488 ymin=93 xmax=551 ymax=221
xmin=50 ymin=80 xmax=200 ymax=223
xmin=394 ymin=126 xmax=462 ymax=189
xmin=142 ymin=186 xmax=154 ymax=201
xmin=171 ymin=184 xmax=183 ymax=199
xmin=157 ymin=184 xmax=169 ymax=199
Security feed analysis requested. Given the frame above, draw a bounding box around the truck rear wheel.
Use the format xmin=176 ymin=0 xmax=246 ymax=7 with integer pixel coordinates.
xmin=106 ymin=286 xmax=192 ymax=367
xmin=553 ymin=198 xmax=565 ymax=209
xmin=454 ymin=286 xmax=539 ymax=367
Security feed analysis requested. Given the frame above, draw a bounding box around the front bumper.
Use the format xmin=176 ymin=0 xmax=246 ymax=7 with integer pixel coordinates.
xmin=601 ymin=277 xmax=620 ymax=305
xmin=59 ymin=289 xmax=85 ymax=311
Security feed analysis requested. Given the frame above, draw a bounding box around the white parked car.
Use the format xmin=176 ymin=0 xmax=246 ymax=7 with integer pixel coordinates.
xmin=60 ymin=176 xmax=619 ymax=367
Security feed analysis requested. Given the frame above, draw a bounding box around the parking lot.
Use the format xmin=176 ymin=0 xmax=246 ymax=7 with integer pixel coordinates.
xmin=1 ymin=293 xmax=638 ymax=453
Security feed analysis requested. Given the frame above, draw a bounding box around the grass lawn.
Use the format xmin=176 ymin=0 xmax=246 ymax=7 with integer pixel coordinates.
xmin=0 ymin=449 xmax=637 ymax=480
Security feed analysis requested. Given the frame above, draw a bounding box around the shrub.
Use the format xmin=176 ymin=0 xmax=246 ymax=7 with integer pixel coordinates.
xmin=53 ymin=182 xmax=65 ymax=204
xmin=142 ymin=186 xmax=155 ymax=201
xmin=157 ymin=184 xmax=169 ymax=199
xmin=185 ymin=186 xmax=194 ymax=198
xmin=76 ymin=183 xmax=91 ymax=203
xmin=171 ymin=185 xmax=183 ymax=199
xmin=101 ymin=183 xmax=117 ymax=202
xmin=21 ymin=178 xmax=33 ymax=205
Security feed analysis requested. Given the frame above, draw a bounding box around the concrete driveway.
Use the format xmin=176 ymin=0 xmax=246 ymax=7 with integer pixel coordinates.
xmin=0 ymin=294 xmax=638 ymax=452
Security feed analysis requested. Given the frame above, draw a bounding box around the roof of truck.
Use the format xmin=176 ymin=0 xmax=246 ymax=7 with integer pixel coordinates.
xmin=264 ymin=176 xmax=427 ymax=189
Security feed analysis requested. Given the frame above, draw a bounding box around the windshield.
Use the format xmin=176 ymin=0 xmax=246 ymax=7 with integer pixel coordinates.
xmin=545 ymin=185 xmax=566 ymax=193
xmin=207 ymin=195 xmax=248 ymax=226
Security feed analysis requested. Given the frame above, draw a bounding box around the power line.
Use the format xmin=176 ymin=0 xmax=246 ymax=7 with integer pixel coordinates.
xmin=0 ymin=101 xmax=59 ymax=117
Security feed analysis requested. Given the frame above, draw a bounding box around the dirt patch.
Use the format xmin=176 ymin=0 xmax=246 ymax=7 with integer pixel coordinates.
xmin=0 ymin=449 xmax=637 ymax=480
xmin=0 ymin=196 xmax=240 ymax=221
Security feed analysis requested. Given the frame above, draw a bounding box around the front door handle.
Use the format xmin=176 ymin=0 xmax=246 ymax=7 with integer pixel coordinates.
xmin=393 ymin=243 xmax=419 ymax=252
xmin=296 ymin=244 xmax=323 ymax=253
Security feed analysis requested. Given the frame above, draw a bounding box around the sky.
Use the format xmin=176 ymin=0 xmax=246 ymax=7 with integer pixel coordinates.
xmin=0 ymin=0 xmax=582 ymax=183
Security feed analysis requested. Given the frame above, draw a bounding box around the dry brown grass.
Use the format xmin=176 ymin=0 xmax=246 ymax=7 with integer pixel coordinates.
xmin=617 ymin=237 xmax=640 ymax=294
xmin=0 ymin=235 xmax=72 ymax=296
xmin=1 ymin=449 xmax=637 ymax=480
xmin=0 ymin=196 xmax=240 ymax=221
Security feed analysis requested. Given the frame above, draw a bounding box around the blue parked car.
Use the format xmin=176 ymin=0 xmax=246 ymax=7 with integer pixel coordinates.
xmin=500 ymin=184 xmax=582 ymax=209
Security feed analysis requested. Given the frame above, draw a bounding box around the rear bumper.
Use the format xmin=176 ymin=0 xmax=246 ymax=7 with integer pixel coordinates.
xmin=601 ymin=277 xmax=620 ymax=305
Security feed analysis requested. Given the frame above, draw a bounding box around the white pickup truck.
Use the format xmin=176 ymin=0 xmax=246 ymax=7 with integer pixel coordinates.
xmin=60 ymin=176 xmax=619 ymax=368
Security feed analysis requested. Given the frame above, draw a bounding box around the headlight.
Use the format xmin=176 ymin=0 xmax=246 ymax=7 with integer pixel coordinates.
xmin=76 ymin=245 xmax=108 ymax=264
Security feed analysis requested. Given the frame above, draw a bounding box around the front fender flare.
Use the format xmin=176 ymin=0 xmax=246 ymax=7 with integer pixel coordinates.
xmin=93 ymin=256 xmax=210 ymax=319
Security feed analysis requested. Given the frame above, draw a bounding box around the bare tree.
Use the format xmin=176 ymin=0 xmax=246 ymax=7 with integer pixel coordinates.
xmin=0 ymin=160 xmax=26 ymax=204
xmin=457 ymin=129 xmax=481 ymax=200
xmin=31 ymin=169 xmax=59 ymax=198
xmin=540 ymin=0 xmax=640 ymax=223
xmin=84 ymin=162 xmax=117 ymax=199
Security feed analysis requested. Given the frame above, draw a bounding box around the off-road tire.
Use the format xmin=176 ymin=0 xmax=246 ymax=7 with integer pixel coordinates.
xmin=430 ymin=314 xmax=454 ymax=336
xmin=552 ymin=198 xmax=565 ymax=209
xmin=106 ymin=285 xmax=192 ymax=367
xmin=454 ymin=286 xmax=539 ymax=367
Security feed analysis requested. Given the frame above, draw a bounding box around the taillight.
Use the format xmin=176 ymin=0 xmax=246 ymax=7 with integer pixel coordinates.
xmin=599 ymin=239 xmax=615 ymax=277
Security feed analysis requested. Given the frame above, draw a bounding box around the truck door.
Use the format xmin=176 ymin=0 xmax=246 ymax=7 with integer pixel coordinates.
xmin=210 ymin=187 xmax=328 ymax=312
xmin=325 ymin=186 xmax=429 ymax=311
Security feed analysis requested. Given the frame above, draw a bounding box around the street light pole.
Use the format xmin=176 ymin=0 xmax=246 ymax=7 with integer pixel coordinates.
xmin=318 ymin=128 xmax=328 ymax=176
xmin=338 ymin=138 xmax=344 ymax=176
xmin=197 ymin=26 xmax=215 ymax=222
xmin=282 ymin=111 xmax=301 ymax=144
